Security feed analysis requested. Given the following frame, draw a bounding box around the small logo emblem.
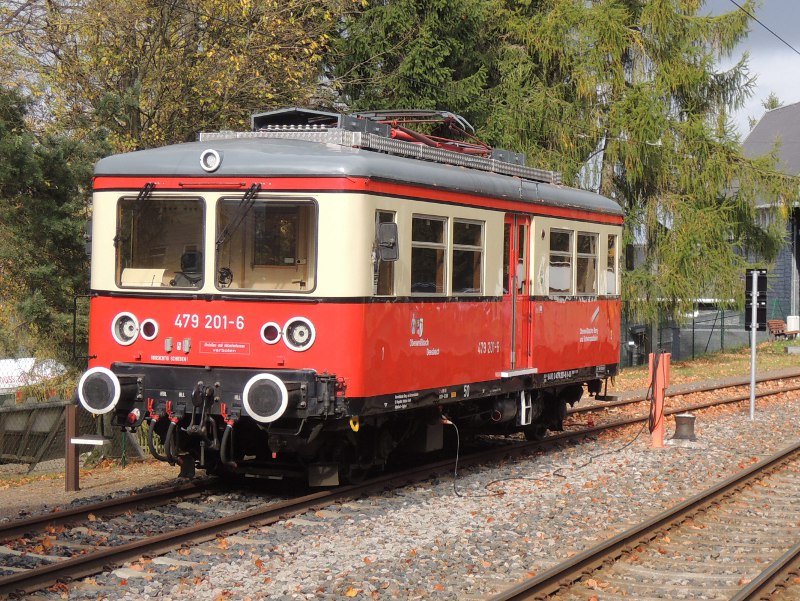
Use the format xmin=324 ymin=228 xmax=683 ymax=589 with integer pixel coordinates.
xmin=411 ymin=314 xmax=424 ymax=337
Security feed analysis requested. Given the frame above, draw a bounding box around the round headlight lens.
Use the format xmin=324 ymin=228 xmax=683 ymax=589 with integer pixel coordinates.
xmin=140 ymin=319 xmax=159 ymax=341
xmin=260 ymin=322 xmax=282 ymax=345
xmin=111 ymin=312 xmax=139 ymax=346
xmin=283 ymin=317 xmax=315 ymax=352
xmin=200 ymin=148 xmax=221 ymax=172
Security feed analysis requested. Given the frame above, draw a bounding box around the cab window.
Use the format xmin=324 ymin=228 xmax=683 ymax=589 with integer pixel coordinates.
xmin=216 ymin=199 xmax=316 ymax=291
xmin=116 ymin=196 xmax=205 ymax=289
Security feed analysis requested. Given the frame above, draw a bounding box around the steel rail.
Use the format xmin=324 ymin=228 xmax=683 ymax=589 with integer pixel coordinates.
xmin=486 ymin=440 xmax=800 ymax=601
xmin=2 ymin=375 xmax=799 ymax=597
xmin=0 ymin=479 xmax=214 ymax=541
xmin=728 ymin=540 xmax=800 ymax=601
xmin=0 ymin=442 xmax=537 ymax=597
xmin=571 ymin=370 xmax=800 ymax=414
xmin=555 ymin=382 xmax=800 ymax=446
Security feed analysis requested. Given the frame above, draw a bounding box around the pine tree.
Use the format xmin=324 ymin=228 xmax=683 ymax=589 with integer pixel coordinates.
xmin=335 ymin=0 xmax=798 ymax=321
xmin=0 ymin=88 xmax=107 ymax=368
xmin=333 ymin=0 xmax=497 ymax=124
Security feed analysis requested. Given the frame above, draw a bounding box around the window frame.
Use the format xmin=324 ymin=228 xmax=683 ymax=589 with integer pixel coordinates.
xmin=548 ymin=228 xmax=573 ymax=296
xmin=115 ymin=194 xmax=206 ymax=290
xmin=576 ymin=231 xmax=599 ymax=296
xmin=374 ymin=210 xmax=396 ymax=296
xmin=411 ymin=214 xmax=448 ymax=296
xmin=606 ymin=234 xmax=618 ymax=295
xmin=215 ymin=196 xmax=318 ymax=293
xmin=451 ymin=218 xmax=484 ymax=295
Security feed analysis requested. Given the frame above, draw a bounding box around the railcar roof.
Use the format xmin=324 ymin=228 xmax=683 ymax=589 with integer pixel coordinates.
xmin=94 ymin=137 xmax=624 ymax=218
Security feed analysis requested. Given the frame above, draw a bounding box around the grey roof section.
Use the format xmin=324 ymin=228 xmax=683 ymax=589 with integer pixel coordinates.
xmin=95 ymin=137 xmax=623 ymax=218
xmin=742 ymin=100 xmax=800 ymax=176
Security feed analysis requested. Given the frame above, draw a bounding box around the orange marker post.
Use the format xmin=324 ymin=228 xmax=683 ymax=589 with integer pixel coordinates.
xmin=649 ymin=352 xmax=671 ymax=448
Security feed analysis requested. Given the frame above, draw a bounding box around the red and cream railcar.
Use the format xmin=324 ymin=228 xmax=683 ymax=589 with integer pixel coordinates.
xmin=77 ymin=108 xmax=623 ymax=484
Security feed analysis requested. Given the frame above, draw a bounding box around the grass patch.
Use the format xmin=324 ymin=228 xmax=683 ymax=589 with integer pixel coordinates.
xmin=612 ymin=340 xmax=800 ymax=392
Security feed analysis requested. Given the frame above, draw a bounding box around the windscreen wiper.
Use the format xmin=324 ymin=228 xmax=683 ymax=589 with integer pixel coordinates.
xmin=215 ymin=183 xmax=261 ymax=250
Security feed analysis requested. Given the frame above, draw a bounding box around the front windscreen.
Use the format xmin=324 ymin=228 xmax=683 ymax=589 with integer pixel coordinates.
xmin=216 ymin=199 xmax=316 ymax=291
xmin=116 ymin=196 xmax=205 ymax=288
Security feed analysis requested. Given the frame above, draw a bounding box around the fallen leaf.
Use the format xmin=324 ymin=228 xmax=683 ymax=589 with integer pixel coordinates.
xmin=345 ymin=586 xmax=361 ymax=597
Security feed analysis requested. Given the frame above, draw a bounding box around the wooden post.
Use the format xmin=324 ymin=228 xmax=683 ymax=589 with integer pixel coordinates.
xmin=649 ymin=352 xmax=670 ymax=448
xmin=65 ymin=404 xmax=80 ymax=492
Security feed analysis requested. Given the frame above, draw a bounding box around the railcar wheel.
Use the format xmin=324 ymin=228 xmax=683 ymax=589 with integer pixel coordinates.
xmin=523 ymin=424 xmax=548 ymax=441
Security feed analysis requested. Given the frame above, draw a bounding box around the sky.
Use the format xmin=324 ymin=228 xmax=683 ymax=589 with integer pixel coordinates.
xmin=704 ymin=0 xmax=800 ymax=138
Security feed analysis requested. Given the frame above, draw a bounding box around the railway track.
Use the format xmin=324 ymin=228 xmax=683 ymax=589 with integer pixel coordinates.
xmin=487 ymin=440 xmax=800 ymax=601
xmin=1 ymin=373 xmax=798 ymax=598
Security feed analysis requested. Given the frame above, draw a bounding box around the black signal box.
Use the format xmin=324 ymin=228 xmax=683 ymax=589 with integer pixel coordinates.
xmin=745 ymin=268 xmax=767 ymax=331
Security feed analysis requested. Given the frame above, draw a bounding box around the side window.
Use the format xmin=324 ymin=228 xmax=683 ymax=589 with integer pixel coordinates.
xmin=411 ymin=215 xmax=447 ymax=294
xmin=503 ymin=223 xmax=511 ymax=295
xmin=374 ymin=211 xmax=395 ymax=295
xmin=452 ymin=220 xmax=483 ymax=294
xmin=517 ymin=223 xmax=528 ymax=294
xmin=549 ymin=229 xmax=573 ymax=295
xmin=576 ymin=232 xmax=598 ymax=295
xmin=606 ymin=234 xmax=618 ymax=295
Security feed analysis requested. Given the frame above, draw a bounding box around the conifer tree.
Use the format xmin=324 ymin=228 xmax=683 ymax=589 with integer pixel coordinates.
xmin=335 ymin=0 xmax=798 ymax=322
xmin=333 ymin=0 xmax=497 ymax=123
xmin=0 ymin=88 xmax=106 ymax=368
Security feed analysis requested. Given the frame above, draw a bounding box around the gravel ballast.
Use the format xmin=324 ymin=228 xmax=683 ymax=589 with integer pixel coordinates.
xmin=12 ymin=387 xmax=798 ymax=601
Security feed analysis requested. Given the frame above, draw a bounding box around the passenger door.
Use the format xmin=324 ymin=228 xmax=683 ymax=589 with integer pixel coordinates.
xmin=502 ymin=214 xmax=533 ymax=375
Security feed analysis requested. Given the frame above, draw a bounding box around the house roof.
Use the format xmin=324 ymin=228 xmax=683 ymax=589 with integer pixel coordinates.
xmin=742 ymin=100 xmax=800 ymax=176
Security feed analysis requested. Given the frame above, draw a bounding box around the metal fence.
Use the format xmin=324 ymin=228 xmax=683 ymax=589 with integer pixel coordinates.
xmin=0 ymin=399 xmax=94 ymax=471
xmin=621 ymin=307 xmax=772 ymax=368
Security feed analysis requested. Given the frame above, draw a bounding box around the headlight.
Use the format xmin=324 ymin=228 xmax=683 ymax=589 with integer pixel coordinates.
xmin=140 ymin=318 xmax=159 ymax=341
xmin=283 ymin=317 xmax=315 ymax=352
xmin=260 ymin=322 xmax=282 ymax=345
xmin=111 ymin=312 xmax=139 ymax=346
